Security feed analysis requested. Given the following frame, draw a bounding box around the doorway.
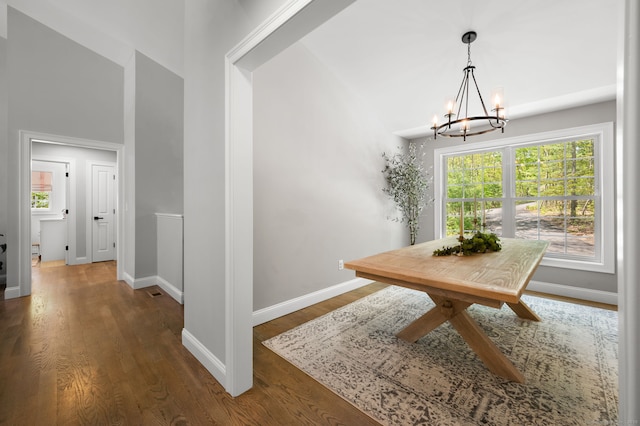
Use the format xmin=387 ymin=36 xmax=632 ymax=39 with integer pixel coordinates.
xmin=30 ymin=159 xmax=70 ymax=267
xmin=19 ymin=131 xmax=125 ymax=296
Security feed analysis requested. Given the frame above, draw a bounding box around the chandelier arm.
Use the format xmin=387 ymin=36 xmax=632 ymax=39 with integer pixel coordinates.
xmin=470 ymin=69 xmax=491 ymax=116
xmin=452 ymin=70 xmax=468 ymax=123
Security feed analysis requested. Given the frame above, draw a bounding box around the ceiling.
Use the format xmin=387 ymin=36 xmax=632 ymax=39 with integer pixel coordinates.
xmin=4 ymin=0 xmax=619 ymax=139
xmin=300 ymin=0 xmax=619 ymax=138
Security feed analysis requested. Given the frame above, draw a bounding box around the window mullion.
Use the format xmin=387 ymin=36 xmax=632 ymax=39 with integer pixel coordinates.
xmin=502 ymin=147 xmax=515 ymax=237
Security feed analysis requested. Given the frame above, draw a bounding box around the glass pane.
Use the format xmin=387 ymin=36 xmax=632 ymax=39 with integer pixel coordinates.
xmin=447 ymin=170 xmax=463 ymax=184
xmin=566 ymin=158 xmax=594 ymax=177
xmin=483 ymin=151 xmax=502 ymax=167
xmin=483 ymin=201 xmax=502 ymax=235
xmin=540 ymin=179 xmax=565 ymax=197
xmin=463 ymin=184 xmax=482 ymax=199
xmin=567 ymin=177 xmax=595 ymax=196
xmin=515 ymin=200 xmax=541 ymax=240
xmin=516 ymin=163 xmax=538 ymax=181
xmin=483 ymin=166 xmax=502 ymax=183
xmin=516 ymin=146 xmax=538 ymax=164
xmin=568 ymin=139 xmax=594 ymax=158
xmin=540 ymin=143 xmax=565 ymax=161
xmin=515 ymin=181 xmax=539 ymax=197
xmin=483 ymin=183 xmax=502 ymax=198
xmin=541 ymin=160 xmax=564 ymax=179
xmin=447 ymin=185 xmax=463 ymax=199
xmin=31 ymin=191 xmax=51 ymax=209
xmin=445 ymin=201 xmax=463 ymax=236
xmin=448 ymin=156 xmax=463 ymax=171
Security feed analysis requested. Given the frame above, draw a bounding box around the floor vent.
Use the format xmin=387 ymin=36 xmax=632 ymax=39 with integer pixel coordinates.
xmin=147 ymin=290 xmax=163 ymax=298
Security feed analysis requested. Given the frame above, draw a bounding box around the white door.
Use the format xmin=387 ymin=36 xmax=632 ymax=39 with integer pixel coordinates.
xmin=92 ymin=164 xmax=115 ymax=262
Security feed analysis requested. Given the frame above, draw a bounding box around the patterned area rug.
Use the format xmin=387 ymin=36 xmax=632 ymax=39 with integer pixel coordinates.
xmin=263 ymin=286 xmax=618 ymax=425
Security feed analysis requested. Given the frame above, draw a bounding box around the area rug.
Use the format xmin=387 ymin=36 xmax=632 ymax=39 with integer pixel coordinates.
xmin=263 ymin=286 xmax=618 ymax=425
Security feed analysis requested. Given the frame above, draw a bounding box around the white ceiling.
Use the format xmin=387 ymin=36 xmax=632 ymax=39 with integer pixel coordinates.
xmin=3 ymin=0 xmax=618 ymax=139
xmin=4 ymin=0 xmax=185 ymax=76
xmin=300 ymin=0 xmax=619 ymax=138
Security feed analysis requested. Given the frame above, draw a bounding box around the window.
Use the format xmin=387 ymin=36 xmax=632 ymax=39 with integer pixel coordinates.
xmin=434 ymin=123 xmax=614 ymax=273
xmin=31 ymin=171 xmax=53 ymax=210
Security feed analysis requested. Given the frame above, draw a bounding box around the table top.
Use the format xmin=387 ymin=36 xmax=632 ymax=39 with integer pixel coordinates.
xmin=345 ymin=236 xmax=548 ymax=305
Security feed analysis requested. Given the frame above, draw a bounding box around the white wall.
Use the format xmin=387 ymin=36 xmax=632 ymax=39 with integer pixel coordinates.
xmin=5 ymin=7 xmax=124 ymax=290
xmin=134 ymin=51 xmax=183 ymax=279
xmin=252 ymin=42 xmax=404 ymax=310
xmin=182 ymin=0 xmax=291 ymax=375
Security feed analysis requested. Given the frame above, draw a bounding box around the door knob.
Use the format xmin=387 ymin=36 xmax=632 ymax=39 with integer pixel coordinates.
xmin=94 ymin=216 xmax=104 ymax=220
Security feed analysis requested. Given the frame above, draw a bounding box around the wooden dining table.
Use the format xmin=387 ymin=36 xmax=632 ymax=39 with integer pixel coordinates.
xmin=344 ymin=236 xmax=549 ymax=383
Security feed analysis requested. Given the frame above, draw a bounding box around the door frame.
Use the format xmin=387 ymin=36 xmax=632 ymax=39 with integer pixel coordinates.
xmin=19 ymin=130 xmax=125 ymax=295
xmin=30 ymin=157 xmax=72 ymax=265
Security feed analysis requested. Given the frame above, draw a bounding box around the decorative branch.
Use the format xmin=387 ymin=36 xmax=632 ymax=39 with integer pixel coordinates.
xmin=382 ymin=143 xmax=433 ymax=245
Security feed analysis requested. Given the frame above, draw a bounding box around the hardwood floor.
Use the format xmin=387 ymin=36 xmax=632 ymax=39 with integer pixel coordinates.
xmin=0 ymin=261 xmax=382 ymax=425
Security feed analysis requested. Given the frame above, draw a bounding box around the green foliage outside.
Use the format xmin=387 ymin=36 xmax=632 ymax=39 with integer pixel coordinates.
xmin=445 ymin=139 xmax=595 ymax=238
xmin=31 ymin=191 xmax=50 ymax=209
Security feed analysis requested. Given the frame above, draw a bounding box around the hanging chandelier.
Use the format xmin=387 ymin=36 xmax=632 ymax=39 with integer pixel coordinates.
xmin=431 ymin=31 xmax=507 ymax=141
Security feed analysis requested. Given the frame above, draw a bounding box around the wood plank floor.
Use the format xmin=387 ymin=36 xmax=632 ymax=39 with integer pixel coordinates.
xmin=0 ymin=262 xmax=615 ymax=425
xmin=0 ymin=261 xmax=383 ymax=425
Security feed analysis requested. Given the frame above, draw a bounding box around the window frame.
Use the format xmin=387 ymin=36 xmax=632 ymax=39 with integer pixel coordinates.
xmin=433 ymin=122 xmax=615 ymax=274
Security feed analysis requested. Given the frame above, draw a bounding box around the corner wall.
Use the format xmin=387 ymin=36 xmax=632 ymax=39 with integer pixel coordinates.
xmin=134 ymin=52 xmax=184 ymax=280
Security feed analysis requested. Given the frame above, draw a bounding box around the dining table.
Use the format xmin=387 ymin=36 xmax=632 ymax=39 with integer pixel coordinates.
xmin=344 ymin=236 xmax=549 ymax=383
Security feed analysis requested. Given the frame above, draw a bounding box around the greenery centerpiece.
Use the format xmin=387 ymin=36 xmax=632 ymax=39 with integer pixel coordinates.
xmin=433 ymin=231 xmax=502 ymax=256
xmin=382 ymin=143 xmax=433 ymax=245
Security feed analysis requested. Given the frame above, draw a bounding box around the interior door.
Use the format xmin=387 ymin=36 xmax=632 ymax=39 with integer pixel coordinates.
xmin=92 ymin=164 xmax=115 ymax=262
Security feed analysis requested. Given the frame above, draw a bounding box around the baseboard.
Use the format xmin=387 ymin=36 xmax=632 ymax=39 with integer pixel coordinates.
xmin=122 ymin=272 xmax=157 ymax=290
xmin=181 ymin=328 xmax=226 ymax=387
xmin=133 ymin=276 xmax=158 ymax=290
xmin=4 ymin=285 xmax=21 ymax=299
xmin=68 ymin=257 xmax=89 ymax=266
xmin=527 ymin=280 xmax=618 ymax=306
xmin=122 ymin=271 xmax=134 ymax=288
xmin=252 ymin=277 xmax=374 ymax=326
xmin=157 ymin=275 xmax=184 ymax=304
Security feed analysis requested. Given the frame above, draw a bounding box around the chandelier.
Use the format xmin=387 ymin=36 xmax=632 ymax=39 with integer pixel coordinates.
xmin=431 ymin=31 xmax=507 ymax=141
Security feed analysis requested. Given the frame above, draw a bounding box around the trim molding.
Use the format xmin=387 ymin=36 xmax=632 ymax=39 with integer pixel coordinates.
xmin=122 ymin=272 xmax=183 ymax=303
xmin=252 ymin=277 xmax=374 ymax=326
xmin=4 ymin=285 xmax=21 ymax=299
xmin=181 ymin=329 xmax=226 ymax=387
xmin=157 ymin=275 xmax=184 ymax=304
xmin=527 ymin=280 xmax=618 ymax=306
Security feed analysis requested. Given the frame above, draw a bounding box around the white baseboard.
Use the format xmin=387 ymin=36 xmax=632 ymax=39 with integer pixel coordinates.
xmin=157 ymin=275 xmax=184 ymax=304
xmin=133 ymin=276 xmax=157 ymax=289
xmin=122 ymin=272 xmax=183 ymax=303
xmin=527 ymin=280 xmax=618 ymax=306
xmin=252 ymin=277 xmax=374 ymax=326
xmin=122 ymin=271 xmax=134 ymax=288
xmin=4 ymin=285 xmax=21 ymax=299
xmin=122 ymin=272 xmax=156 ymax=290
xmin=181 ymin=328 xmax=226 ymax=387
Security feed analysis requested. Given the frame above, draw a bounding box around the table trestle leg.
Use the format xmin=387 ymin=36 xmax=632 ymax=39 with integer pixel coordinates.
xmin=396 ymin=297 xmax=470 ymax=343
xmin=506 ymin=300 xmax=542 ymax=321
xmin=449 ymin=310 xmax=526 ymax=383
